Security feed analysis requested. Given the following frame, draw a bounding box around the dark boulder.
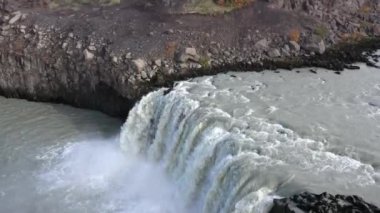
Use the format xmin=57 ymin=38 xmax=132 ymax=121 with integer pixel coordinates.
xmin=270 ymin=192 xmax=380 ymax=213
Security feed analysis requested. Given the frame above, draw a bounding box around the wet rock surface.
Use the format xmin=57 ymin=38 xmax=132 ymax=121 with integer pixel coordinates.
xmin=270 ymin=192 xmax=380 ymax=213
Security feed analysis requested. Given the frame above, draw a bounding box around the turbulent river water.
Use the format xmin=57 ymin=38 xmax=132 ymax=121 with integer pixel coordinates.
xmin=1 ymin=56 xmax=380 ymax=212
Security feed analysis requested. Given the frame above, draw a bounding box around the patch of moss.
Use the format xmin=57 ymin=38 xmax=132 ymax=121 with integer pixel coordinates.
xmin=183 ymin=0 xmax=253 ymax=15
xmin=49 ymin=0 xmax=120 ymax=9
xmin=314 ymin=24 xmax=329 ymax=39
xmin=199 ymin=55 xmax=211 ymax=69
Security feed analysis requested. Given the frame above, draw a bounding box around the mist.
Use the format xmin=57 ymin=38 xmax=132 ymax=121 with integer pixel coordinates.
xmin=38 ymin=138 xmax=188 ymax=213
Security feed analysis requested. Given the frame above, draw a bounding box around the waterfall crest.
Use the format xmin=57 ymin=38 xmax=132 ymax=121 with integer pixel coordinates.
xmin=120 ymin=77 xmax=376 ymax=213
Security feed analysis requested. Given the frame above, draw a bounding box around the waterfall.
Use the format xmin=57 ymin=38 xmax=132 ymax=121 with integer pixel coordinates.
xmin=120 ymin=77 xmax=376 ymax=213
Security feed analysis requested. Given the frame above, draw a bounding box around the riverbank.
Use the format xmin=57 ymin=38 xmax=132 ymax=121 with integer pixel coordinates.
xmin=0 ymin=0 xmax=379 ymax=117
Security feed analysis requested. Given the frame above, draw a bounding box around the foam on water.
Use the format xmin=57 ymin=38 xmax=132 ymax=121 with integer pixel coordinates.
xmin=120 ymin=63 xmax=380 ymax=212
xmin=37 ymin=139 xmax=187 ymax=213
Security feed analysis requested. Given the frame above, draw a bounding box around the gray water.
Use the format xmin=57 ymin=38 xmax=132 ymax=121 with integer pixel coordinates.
xmin=0 ymin=98 xmax=187 ymax=213
xmin=1 ymin=55 xmax=380 ymax=212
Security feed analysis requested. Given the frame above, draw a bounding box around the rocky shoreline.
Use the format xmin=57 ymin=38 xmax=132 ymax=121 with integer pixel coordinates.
xmin=148 ymin=37 xmax=380 ymax=89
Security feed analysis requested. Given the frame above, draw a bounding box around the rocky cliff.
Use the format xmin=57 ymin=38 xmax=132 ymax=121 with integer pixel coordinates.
xmin=0 ymin=0 xmax=379 ymax=117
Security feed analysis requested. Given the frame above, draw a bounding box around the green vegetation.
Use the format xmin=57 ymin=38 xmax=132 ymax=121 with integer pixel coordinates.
xmin=314 ymin=24 xmax=329 ymax=39
xmin=183 ymin=0 xmax=253 ymax=15
xmin=48 ymin=0 xmax=120 ymax=9
xmin=199 ymin=55 xmax=211 ymax=69
xmin=49 ymin=0 xmax=249 ymax=13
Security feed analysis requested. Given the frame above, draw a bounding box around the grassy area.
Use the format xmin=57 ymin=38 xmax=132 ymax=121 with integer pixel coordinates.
xmin=48 ymin=0 xmax=120 ymax=9
xmin=48 ymin=0 xmax=250 ymax=13
xmin=314 ymin=24 xmax=329 ymax=39
xmin=183 ymin=0 xmax=253 ymax=15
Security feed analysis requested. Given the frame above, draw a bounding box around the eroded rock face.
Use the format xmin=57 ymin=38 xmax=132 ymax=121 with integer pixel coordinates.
xmin=270 ymin=192 xmax=380 ymax=213
xmin=0 ymin=0 xmax=378 ymax=117
xmin=266 ymin=0 xmax=375 ymax=12
xmin=0 ymin=48 xmax=135 ymax=117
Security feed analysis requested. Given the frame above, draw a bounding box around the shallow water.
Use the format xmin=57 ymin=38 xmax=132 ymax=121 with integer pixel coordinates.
xmin=0 ymin=57 xmax=380 ymax=212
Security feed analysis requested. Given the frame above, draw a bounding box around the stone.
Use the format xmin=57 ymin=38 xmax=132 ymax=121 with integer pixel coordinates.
xmin=270 ymin=192 xmax=380 ymax=213
xmin=254 ymin=39 xmax=270 ymax=50
xmin=304 ymin=37 xmax=326 ymax=54
xmin=167 ymin=68 xmax=175 ymax=74
xmin=289 ymin=41 xmax=301 ymax=51
xmin=88 ymin=45 xmax=96 ymax=51
xmin=125 ymin=52 xmax=132 ymax=59
xmin=147 ymin=69 xmax=157 ymax=78
xmin=176 ymin=47 xmax=200 ymax=63
xmin=62 ymin=42 xmax=68 ymax=49
xmin=318 ymin=40 xmax=326 ymax=54
xmin=209 ymin=47 xmax=219 ymax=55
xmin=24 ymin=33 xmax=31 ymax=39
xmin=189 ymin=62 xmax=202 ymax=69
xmin=281 ymin=47 xmax=291 ymax=57
xmin=19 ymin=25 xmax=26 ymax=33
xmin=283 ymin=44 xmax=290 ymax=52
xmin=83 ymin=49 xmax=94 ymax=61
xmin=179 ymin=63 xmax=188 ymax=69
xmin=1 ymin=30 xmax=9 ymax=36
xmin=1 ymin=25 xmax=10 ymax=31
xmin=112 ymin=56 xmax=118 ymax=64
xmin=140 ymin=71 xmax=148 ymax=79
xmin=165 ymin=29 xmax=174 ymax=34
xmin=185 ymin=47 xmax=198 ymax=57
xmin=132 ymin=58 xmax=147 ymax=72
xmin=76 ymin=41 xmax=82 ymax=49
xmin=268 ymin=48 xmax=281 ymax=58
xmin=267 ymin=0 xmax=285 ymax=9
xmin=224 ymin=50 xmax=231 ymax=57
xmin=154 ymin=59 xmax=162 ymax=67
xmin=9 ymin=12 xmax=22 ymax=25
xmin=374 ymin=24 xmax=380 ymax=36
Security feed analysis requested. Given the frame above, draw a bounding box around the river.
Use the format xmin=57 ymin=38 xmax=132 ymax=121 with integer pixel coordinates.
xmin=1 ymin=56 xmax=380 ymax=212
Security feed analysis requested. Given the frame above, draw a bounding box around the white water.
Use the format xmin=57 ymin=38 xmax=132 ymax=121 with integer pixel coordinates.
xmin=121 ymin=61 xmax=380 ymax=212
xmin=0 ymin=55 xmax=380 ymax=212
xmin=0 ymin=98 xmax=187 ymax=213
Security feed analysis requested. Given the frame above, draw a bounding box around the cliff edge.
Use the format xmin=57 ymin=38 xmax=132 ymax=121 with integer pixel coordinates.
xmin=0 ymin=0 xmax=379 ymax=116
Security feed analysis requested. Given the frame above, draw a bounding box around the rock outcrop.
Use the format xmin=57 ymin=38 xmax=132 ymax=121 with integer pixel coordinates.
xmin=0 ymin=0 xmax=379 ymax=117
xmin=270 ymin=192 xmax=380 ymax=213
xmin=267 ymin=0 xmax=371 ymax=11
